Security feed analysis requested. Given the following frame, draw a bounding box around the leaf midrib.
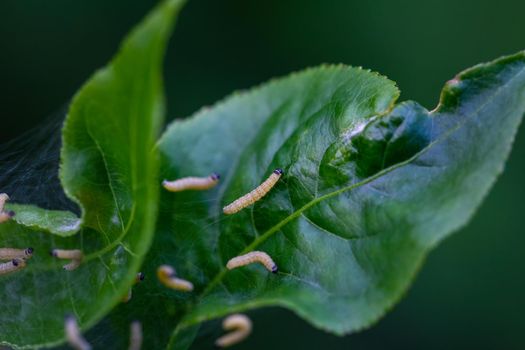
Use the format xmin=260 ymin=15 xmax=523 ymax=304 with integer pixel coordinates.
xmin=82 ymin=112 xmax=139 ymax=262
xmin=177 ymin=62 xmax=525 ymax=332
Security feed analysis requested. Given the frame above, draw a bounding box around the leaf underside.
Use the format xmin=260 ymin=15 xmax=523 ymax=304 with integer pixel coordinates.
xmin=6 ymin=203 xmax=80 ymax=237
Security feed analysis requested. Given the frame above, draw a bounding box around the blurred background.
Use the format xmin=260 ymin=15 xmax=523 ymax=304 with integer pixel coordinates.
xmin=1 ymin=0 xmax=524 ymax=349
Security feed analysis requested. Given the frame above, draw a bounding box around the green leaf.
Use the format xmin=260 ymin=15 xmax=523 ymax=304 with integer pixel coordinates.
xmin=6 ymin=203 xmax=80 ymax=237
xmin=168 ymin=324 xmax=200 ymax=350
xmin=95 ymin=66 xmax=399 ymax=349
xmin=0 ymin=0 xmax=185 ymax=348
xmin=149 ymin=51 xmax=523 ymax=348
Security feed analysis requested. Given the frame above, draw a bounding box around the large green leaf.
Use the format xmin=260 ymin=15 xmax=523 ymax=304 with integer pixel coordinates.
xmin=89 ymin=66 xmax=398 ymax=349
xmin=0 ymin=0 xmax=185 ymax=348
xmin=146 ymin=52 xmax=523 ymax=348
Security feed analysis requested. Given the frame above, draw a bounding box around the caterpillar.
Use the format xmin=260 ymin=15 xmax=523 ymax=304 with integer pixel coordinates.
xmin=215 ymin=314 xmax=252 ymax=348
xmin=226 ymin=251 xmax=278 ymax=273
xmin=128 ymin=321 xmax=143 ymax=350
xmin=64 ymin=314 xmax=92 ymax=350
xmin=223 ymin=168 xmax=283 ymax=215
xmin=0 ymin=210 xmax=15 ymax=223
xmin=0 ymin=247 xmax=33 ymax=261
xmin=51 ymin=249 xmax=84 ymax=271
xmin=0 ymin=193 xmax=9 ymax=210
xmin=0 ymin=258 xmax=26 ymax=276
xmin=156 ymin=265 xmax=194 ymax=292
xmin=0 ymin=193 xmax=15 ymax=223
xmin=162 ymin=172 xmax=220 ymax=192
xmin=122 ymin=272 xmax=145 ymax=303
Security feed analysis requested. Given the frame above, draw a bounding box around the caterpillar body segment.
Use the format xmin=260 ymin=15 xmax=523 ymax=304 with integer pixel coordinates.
xmin=51 ymin=249 xmax=83 ymax=260
xmin=0 ymin=193 xmax=15 ymax=223
xmin=63 ymin=259 xmax=82 ymax=271
xmin=128 ymin=321 xmax=143 ymax=350
xmin=0 ymin=210 xmax=15 ymax=224
xmin=157 ymin=265 xmax=194 ymax=292
xmin=0 ymin=193 xmax=9 ymax=209
xmin=223 ymin=169 xmax=283 ymax=215
xmin=162 ymin=173 xmax=220 ymax=192
xmin=123 ymin=288 xmax=133 ymax=303
xmin=122 ymin=272 xmax=145 ymax=303
xmin=226 ymin=251 xmax=278 ymax=273
xmin=157 ymin=264 xmax=176 ymax=280
xmin=51 ymin=249 xmax=84 ymax=271
xmin=215 ymin=314 xmax=252 ymax=348
xmin=165 ymin=277 xmax=194 ymax=292
xmin=0 ymin=247 xmax=33 ymax=260
xmin=0 ymin=211 xmax=15 ymax=223
xmin=65 ymin=315 xmax=92 ymax=350
xmin=0 ymin=258 xmax=26 ymax=276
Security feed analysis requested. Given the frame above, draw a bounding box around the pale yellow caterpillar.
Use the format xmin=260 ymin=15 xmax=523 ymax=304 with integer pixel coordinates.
xmin=0 ymin=247 xmax=33 ymax=261
xmin=223 ymin=168 xmax=283 ymax=215
xmin=122 ymin=272 xmax=145 ymax=303
xmin=226 ymin=251 xmax=278 ymax=273
xmin=156 ymin=265 xmax=194 ymax=292
xmin=51 ymin=249 xmax=84 ymax=271
xmin=65 ymin=314 xmax=92 ymax=350
xmin=215 ymin=314 xmax=252 ymax=348
xmin=162 ymin=172 xmax=220 ymax=192
xmin=0 ymin=193 xmax=9 ymax=210
xmin=0 ymin=258 xmax=26 ymax=276
xmin=128 ymin=320 xmax=143 ymax=350
xmin=0 ymin=193 xmax=15 ymax=223
xmin=0 ymin=210 xmax=15 ymax=223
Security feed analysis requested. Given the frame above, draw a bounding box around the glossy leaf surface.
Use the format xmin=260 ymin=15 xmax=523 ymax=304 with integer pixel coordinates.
xmin=158 ymin=52 xmax=525 ymax=346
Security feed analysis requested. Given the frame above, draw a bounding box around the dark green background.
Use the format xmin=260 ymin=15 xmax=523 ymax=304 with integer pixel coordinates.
xmin=1 ymin=1 xmax=524 ymax=349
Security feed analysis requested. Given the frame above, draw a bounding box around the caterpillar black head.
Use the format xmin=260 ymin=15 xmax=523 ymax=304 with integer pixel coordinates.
xmin=210 ymin=172 xmax=221 ymax=181
xmin=273 ymin=168 xmax=284 ymax=175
